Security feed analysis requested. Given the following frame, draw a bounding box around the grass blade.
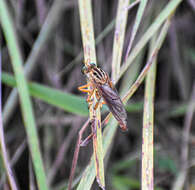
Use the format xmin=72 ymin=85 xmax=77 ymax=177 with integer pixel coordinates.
xmin=112 ymin=0 xmax=129 ymax=80
xmin=78 ymin=0 xmax=105 ymax=189
xmin=0 ymin=51 xmax=18 ymax=190
xmin=125 ymin=0 xmax=148 ymax=60
xmin=142 ymin=35 xmax=157 ymax=190
xmin=77 ymin=119 xmax=118 ymax=190
xmin=118 ymin=0 xmax=183 ymax=81
xmin=0 ymin=1 xmax=48 ymax=189
xmin=3 ymin=0 xmax=70 ymax=125
xmin=77 ymin=16 xmax=172 ymax=190
xmin=123 ymin=17 xmax=171 ymax=103
xmin=2 ymin=72 xmax=88 ymax=116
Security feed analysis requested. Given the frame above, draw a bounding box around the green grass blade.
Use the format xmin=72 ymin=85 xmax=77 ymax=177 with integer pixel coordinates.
xmin=120 ymin=3 xmax=153 ymax=96
xmin=112 ymin=0 xmax=129 ymax=80
xmin=123 ymin=17 xmax=172 ymax=103
xmin=2 ymin=0 xmax=67 ymax=125
xmin=0 ymin=1 xmax=48 ymax=189
xmin=118 ymin=0 xmax=183 ymax=81
xmin=2 ymin=72 xmax=145 ymax=117
xmin=78 ymin=0 xmax=105 ymax=188
xmin=142 ymin=35 xmax=157 ymax=190
xmin=2 ymin=72 xmax=89 ymax=116
xmin=125 ymin=0 xmax=148 ymax=60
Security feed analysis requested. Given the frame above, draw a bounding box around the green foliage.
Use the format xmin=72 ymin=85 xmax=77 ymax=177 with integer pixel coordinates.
xmin=112 ymin=175 xmax=140 ymax=190
xmin=155 ymin=155 xmax=177 ymax=175
xmin=0 ymin=0 xmax=48 ymax=188
xmin=2 ymin=72 xmax=89 ymax=116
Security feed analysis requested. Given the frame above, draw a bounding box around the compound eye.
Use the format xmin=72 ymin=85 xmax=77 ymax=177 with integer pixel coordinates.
xmin=89 ymin=62 xmax=96 ymax=68
xmin=81 ymin=66 xmax=87 ymax=74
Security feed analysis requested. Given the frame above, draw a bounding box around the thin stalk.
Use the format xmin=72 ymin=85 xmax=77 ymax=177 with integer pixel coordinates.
xmin=0 ymin=50 xmax=18 ymax=190
xmin=0 ymin=0 xmax=48 ymax=189
xmin=142 ymin=35 xmax=157 ymax=190
xmin=118 ymin=0 xmax=183 ymax=82
xmin=3 ymin=0 xmax=73 ymax=125
xmin=112 ymin=0 xmax=129 ymax=80
xmin=77 ymin=16 xmax=172 ymax=190
xmin=67 ymin=119 xmax=90 ymax=190
xmin=123 ymin=17 xmax=171 ymax=104
xmin=125 ymin=0 xmax=148 ymax=61
xmin=78 ymin=0 xmax=105 ymax=189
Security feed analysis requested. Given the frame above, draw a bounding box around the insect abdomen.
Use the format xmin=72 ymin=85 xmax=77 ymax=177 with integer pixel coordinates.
xmin=98 ymin=84 xmax=127 ymax=131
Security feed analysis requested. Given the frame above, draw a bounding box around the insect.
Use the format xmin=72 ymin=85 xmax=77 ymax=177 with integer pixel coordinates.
xmin=67 ymin=62 xmax=128 ymax=190
xmin=78 ymin=62 xmax=127 ymax=131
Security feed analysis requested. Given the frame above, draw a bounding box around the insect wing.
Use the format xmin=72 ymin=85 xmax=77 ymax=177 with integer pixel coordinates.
xmin=98 ymin=84 xmax=127 ymax=130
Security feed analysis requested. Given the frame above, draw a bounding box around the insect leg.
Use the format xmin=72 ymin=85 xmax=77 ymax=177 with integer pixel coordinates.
xmin=107 ymin=77 xmax=115 ymax=89
xmin=101 ymin=101 xmax=106 ymax=105
xmin=78 ymin=83 xmax=96 ymax=105
xmin=67 ymin=119 xmax=90 ymax=190
xmin=80 ymin=133 xmax=93 ymax=146
xmin=87 ymin=87 xmax=95 ymax=103
xmin=94 ymin=90 xmax=107 ymax=110
xmin=78 ymin=83 xmax=91 ymax=93
xmin=94 ymin=90 xmax=102 ymax=110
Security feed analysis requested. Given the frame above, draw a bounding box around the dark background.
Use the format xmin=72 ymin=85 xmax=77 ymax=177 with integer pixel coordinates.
xmin=1 ymin=0 xmax=195 ymax=189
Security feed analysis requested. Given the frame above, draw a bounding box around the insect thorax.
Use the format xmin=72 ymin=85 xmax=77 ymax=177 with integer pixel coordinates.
xmin=90 ymin=67 xmax=108 ymax=84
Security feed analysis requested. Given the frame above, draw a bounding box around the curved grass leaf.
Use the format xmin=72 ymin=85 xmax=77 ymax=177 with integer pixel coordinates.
xmin=112 ymin=0 xmax=129 ymax=80
xmin=118 ymin=0 xmax=183 ymax=81
xmin=2 ymin=72 xmax=142 ymax=116
xmin=0 ymin=0 xmax=48 ymax=188
xmin=2 ymin=72 xmax=89 ymax=116
xmin=125 ymin=0 xmax=148 ymax=60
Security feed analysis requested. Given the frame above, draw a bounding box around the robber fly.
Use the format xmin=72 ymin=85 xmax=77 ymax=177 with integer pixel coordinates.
xmin=78 ymin=62 xmax=127 ymax=131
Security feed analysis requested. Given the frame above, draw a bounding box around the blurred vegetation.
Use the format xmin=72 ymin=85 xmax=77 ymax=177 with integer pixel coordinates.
xmin=1 ymin=0 xmax=195 ymax=190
